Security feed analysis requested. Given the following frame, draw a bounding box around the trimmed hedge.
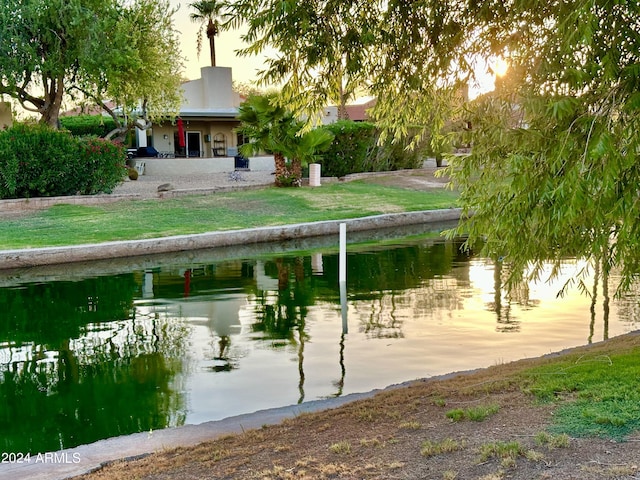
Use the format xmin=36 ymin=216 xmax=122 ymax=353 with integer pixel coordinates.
xmin=317 ymin=121 xmax=425 ymax=177
xmin=0 ymin=124 xmax=127 ymax=199
xmin=59 ymin=115 xmax=118 ymax=138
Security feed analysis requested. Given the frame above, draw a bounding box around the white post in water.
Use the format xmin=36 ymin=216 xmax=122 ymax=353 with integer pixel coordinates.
xmin=339 ymin=223 xmax=346 ymax=282
xmin=339 ymin=223 xmax=348 ymax=333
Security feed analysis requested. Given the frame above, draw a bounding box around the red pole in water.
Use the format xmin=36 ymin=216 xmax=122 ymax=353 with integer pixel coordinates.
xmin=184 ymin=269 xmax=191 ymax=297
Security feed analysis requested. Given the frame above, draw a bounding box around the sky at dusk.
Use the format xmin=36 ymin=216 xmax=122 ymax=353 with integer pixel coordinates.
xmin=169 ymin=0 xmax=269 ymax=83
xmin=168 ymin=1 xmax=497 ymax=97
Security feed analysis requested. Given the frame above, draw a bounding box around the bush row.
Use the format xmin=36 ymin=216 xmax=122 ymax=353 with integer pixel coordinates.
xmin=0 ymin=124 xmax=127 ymax=199
xmin=59 ymin=115 xmax=118 ymax=138
xmin=317 ymin=121 xmax=426 ymax=177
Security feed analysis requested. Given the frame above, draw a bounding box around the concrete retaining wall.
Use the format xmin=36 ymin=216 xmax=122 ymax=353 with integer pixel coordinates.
xmin=143 ymin=155 xmax=275 ymax=175
xmin=0 ymin=194 xmax=141 ymax=212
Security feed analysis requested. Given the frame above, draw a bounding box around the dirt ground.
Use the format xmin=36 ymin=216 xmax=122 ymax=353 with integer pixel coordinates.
xmin=111 ymin=165 xmax=453 ymax=199
xmin=341 ymin=168 xmax=452 ymax=190
xmin=75 ymin=336 xmax=640 ymax=480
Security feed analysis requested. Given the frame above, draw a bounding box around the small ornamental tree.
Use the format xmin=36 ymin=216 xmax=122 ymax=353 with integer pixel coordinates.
xmin=237 ymin=94 xmax=333 ymax=187
xmin=0 ymin=0 xmax=183 ymax=140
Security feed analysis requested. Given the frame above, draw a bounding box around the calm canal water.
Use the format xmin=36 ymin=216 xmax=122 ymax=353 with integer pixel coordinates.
xmin=1 ymin=223 xmax=638 ymax=454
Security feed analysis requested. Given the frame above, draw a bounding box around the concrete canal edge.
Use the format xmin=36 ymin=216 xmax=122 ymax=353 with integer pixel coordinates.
xmin=0 ymin=208 xmax=462 ymax=269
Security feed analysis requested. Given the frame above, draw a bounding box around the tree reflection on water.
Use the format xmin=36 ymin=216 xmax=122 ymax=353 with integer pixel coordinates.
xmin=0 ymin=233 xmax=633 ymax=454
xmin=0 ymin=275 xmax=189 ymax=454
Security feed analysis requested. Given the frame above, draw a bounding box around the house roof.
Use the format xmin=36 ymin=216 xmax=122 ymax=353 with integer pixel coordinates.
xmin=344 ymin=97 xmax=377 ymax=121
xmin=60 ymin=101 xmax=116 ymax=117
xmin=178 ymin=108 xmax=238 ymax=119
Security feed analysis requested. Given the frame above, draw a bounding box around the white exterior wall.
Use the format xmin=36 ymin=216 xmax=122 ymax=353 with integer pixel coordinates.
xmin=0 ymin=102 xmax=12 ymax=129
xmin=152 ymin=125 xmax=175 ymax=153
xmin=322 ymin=106 xmax=338 ymax=125
xmin=181 ymin=80 xmax=204 ymax=108
xmin=183 ymin=67 xmax=240 ymax=110
xmin=142 ymin=156 xmax=275 ymax=175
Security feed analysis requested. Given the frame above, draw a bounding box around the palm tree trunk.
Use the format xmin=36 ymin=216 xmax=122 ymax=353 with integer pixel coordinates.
xmin=291 ymin=158 xmax=303 ymax=187
xmin=207 ymin=19 xmax=217 ymax=66
xmin=274 ymin=152 xmax=287 ymax=186
xmin=338 ymin=79 xmax=349 ymax=120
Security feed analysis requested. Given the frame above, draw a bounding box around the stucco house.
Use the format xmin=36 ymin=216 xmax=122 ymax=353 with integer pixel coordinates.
xmin=139 ymin=66 xmax=274 ymax=175
xmin=149 ymin=66 xmax=241 ymax=158
xmin=321 ymin=97 xmax=377 ymax=124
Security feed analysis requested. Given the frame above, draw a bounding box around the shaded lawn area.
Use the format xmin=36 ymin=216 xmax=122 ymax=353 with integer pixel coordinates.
xmin=0 ymin=181 xmax=459 ymax=249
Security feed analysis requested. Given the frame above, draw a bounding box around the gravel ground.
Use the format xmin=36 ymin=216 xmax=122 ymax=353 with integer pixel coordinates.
xmin=111 ymin=170 xmax=276 ymax=199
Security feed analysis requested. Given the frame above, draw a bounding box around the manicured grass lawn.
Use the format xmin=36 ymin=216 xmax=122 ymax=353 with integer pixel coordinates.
xmin=0 ymin=181 xmax=459 ymax=249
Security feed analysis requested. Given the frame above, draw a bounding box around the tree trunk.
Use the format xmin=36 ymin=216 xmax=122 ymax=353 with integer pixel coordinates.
xmin=41 ymin=108 xmax=61 ymax=129
xmin=291 ymin=158 xmax=303 ymax=187
xmin=207 ymin=19 xmax=217 ymax=67
xmin=40 ymin=77 xmax=65 ymax=128
xmin=337 ymin=80 xmax=349 ymax=120
xmin=274 ymin=152 xmax=287 ymax=186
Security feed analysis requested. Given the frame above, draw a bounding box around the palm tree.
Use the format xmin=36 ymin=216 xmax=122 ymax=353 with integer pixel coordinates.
xmin=237 ymin=93 xmax=334 ymax=187
xmin=190 ymin=0 xmax=224 ymax=67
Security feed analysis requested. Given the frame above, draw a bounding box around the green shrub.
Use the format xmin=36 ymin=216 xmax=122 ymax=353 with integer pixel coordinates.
xmin=59 ymin=115 xmax=118 ymax=138
xmin=318 ymin=120 xmax=425 ymax=177
xmin=76 ymin=136 xmax=128 ymax=194
xmin=0 ymin=123 xmax=126 ymax=199
xmin=319 ymin=121 xmax=376 ymax=177
xmin=375 ymin=134 xmax=425 ymax=171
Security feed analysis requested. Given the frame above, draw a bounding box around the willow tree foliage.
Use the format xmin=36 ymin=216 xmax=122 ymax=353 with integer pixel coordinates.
xmin=88 ymin=0 xmax=185 ymax=140
xmin=0 ymin=0 xmax=183 ymax=137
xmin=448 ymin=1 xmax=640 ymax=295
xmin=229 ymin=0 xmax=378 ymax=123
xmin=228 ymin=0 xmax=469 ymax=153
xmin=229 ymin=0 xmax=640 ymax=294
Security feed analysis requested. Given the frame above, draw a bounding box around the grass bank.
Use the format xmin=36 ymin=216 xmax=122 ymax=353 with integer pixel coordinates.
xmin=0 ymin=181 xmax=458 ymax=250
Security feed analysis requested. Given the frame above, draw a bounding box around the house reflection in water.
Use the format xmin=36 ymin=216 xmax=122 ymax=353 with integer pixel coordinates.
xmin=139 ymin=260 xmax=287 ymax=372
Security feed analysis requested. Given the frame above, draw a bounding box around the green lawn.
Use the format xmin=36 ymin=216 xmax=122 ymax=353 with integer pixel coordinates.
xmin=0 ymin=181 xmax=459 ymax=249
xmin=521 ymin=339 xmax=640 ymax=440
